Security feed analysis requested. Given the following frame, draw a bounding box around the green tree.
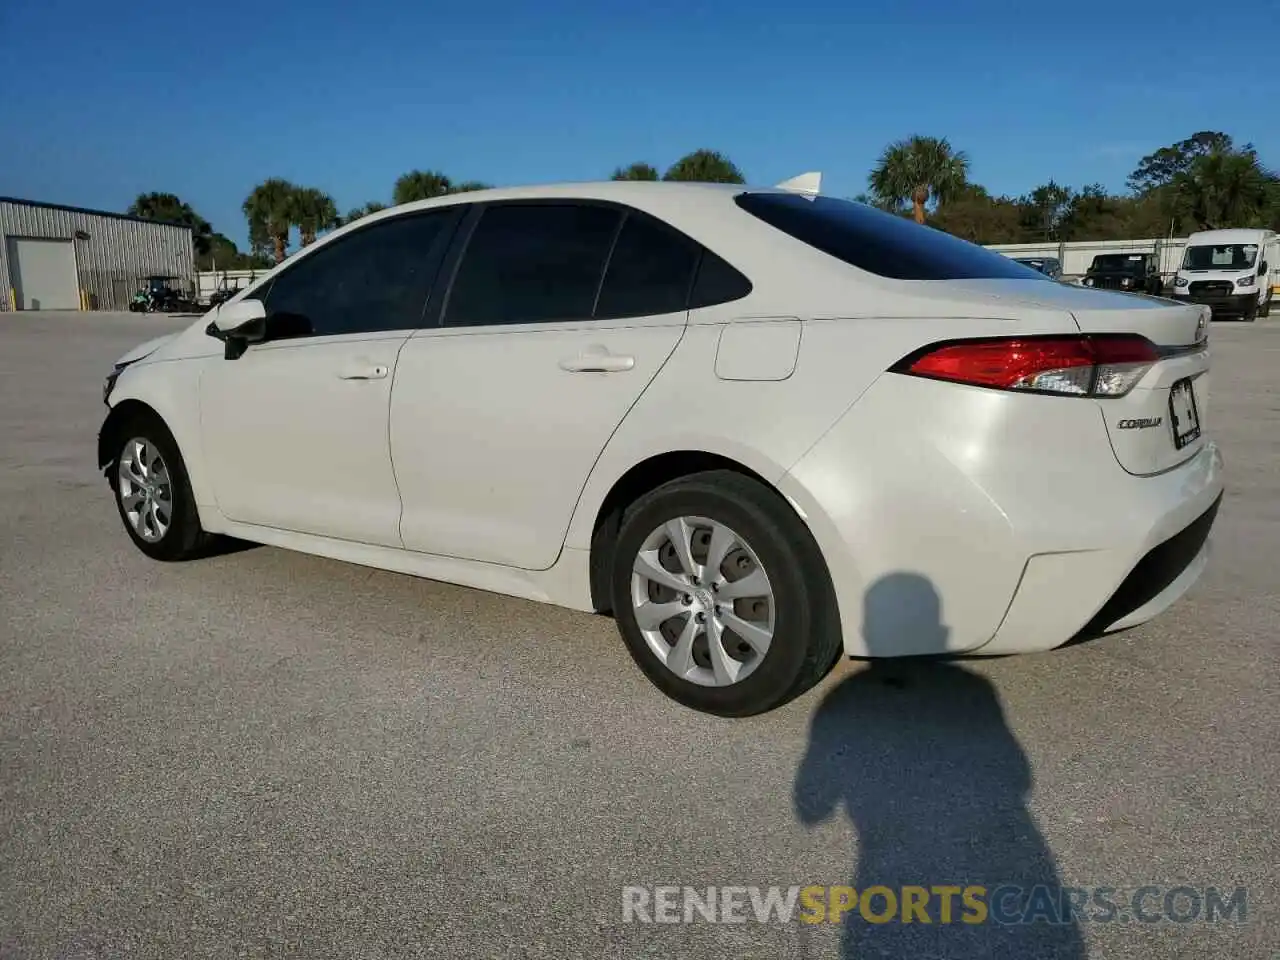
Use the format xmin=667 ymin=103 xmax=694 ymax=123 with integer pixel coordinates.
xmin=127 ymin=192 xmax=213 ymax=256
xmin=1018 ymin=180 xmax=1074 ymax=242
xmin=198 ymin=232 xmax=272 ymax=271
xmin=1127 ymin=132 xmax=1234 ymax=194
xmin=930 ymin=184 xmax=1025 ymax=244
xmin=393 ymin=169 xmax=453 ymax=205
xmin=342 ymin=201 xmax=388 ymax=225
xmin=292 ymin=187 xmax=339 ymax=247
xmin=449 ymin=181 xmax=492 ymax=193
xmin=1170 ymin=148 xmax=1274 ymax=230
xmin=852 ymin=192 xmax=905 ymax=214
xmin=869 ymin=136 xmax=968 ymax=224
xmin=242 ymin=178 xmax=298 ymax=264
xmin=612 ymin=162 xmax=660 ymax=181
xmin=1059 ymin=184 xmax=1133 ymax=240
xmin=663 ymin=150 xmax=746 ymax=184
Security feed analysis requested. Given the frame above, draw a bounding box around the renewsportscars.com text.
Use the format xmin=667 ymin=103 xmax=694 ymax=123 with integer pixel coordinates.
xmin=622 ymin=884 xmax=1248 ymax=926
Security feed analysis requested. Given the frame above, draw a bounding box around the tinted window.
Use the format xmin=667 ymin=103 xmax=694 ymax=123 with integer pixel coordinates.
xmin=690 ymin=249 xmax=753 ymax=308
xmin=735 ymin=192 xmax=1047 ymax=281
xmin=445 ymin=204 xmax=622 ymax=326
xmin=263 ymin=211 xmax=457 ymax=338
xmin=596 ymin=213 xmax=700 ymax=319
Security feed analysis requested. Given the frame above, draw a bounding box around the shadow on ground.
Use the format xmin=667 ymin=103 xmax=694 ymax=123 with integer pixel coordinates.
xmin=794 ymin=572 xmax=1087 ymax=958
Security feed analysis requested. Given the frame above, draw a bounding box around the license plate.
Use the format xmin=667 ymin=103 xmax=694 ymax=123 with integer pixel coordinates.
xmin=1169 ymin=378 xmax=1201 ymax=450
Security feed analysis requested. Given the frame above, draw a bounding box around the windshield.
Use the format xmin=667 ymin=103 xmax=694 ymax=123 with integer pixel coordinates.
xmin=734 ymin=192 xmax=1046 ymax=281
xmin=1090 ymin=254 xmax=1148 ymax=272
xmin=1182 ymin=244 xmax=1257 ymax=271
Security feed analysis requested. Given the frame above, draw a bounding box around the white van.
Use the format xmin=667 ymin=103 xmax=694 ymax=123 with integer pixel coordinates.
xmin=1172 ymin=228 xmax=1277 ymax=320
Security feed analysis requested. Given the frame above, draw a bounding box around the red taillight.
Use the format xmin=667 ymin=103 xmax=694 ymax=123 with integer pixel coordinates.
xmin=895 ymin=335 xmax=1159 ymax=397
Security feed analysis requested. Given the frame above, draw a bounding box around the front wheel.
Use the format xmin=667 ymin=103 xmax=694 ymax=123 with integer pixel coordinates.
xmin=610 ymin=470 xmax=842 ymax=717
xmin=110 ymin=415 xmax=212 ymax=561
xmin=1242 ymin=299 xmax=1258 ymax=322
xmin=1259 ymin=295 xmax=1271 ymax=319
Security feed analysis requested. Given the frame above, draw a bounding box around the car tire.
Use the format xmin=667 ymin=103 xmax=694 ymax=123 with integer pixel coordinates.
xmin=609 ymin=470 xmax=842 ymax=717
xmin=109 ymin=412 xmax=213 ymax=562
xmin=1242 ymin=299 xmax=1258 ymax=322
xmin=1259 ymin=296 xmax=1271 ymax=319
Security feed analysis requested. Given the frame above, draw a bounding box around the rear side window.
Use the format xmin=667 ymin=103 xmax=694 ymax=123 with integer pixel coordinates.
xmin=595 ymin=213 xmax=701 ymax=319
xmin=735 ymin=192 xmax=1046 ymax=281
xmin=690 ymin=249 xmax=753 ymax=308
xmin=263 ymin=210 xmax=458 ymax=337
xmin=445 ymin=204 xmax=622 ymax=326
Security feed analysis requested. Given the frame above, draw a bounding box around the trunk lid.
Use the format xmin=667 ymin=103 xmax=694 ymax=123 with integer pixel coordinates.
xmin=904 ymin=280 xmax=1212 ymax=476
xmin=1070 ymin=293 xmax=1210 ymax=476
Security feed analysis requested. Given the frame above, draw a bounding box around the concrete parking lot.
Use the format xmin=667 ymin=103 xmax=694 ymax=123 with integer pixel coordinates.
xmin=1 ymin=311 xmax=1277 ymax=959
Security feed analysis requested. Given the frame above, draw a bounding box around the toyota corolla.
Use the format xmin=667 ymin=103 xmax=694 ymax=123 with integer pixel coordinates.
xmin=98 ymin=178 xmax=1223 ymax=716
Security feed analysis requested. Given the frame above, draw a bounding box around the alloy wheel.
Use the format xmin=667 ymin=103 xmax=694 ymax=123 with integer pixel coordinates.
xmin=117 ymin=437 xmax=173 ymax=543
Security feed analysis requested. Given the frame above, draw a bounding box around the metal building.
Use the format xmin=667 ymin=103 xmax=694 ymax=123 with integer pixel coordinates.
xmin=0 ymin=197 xmax=194 ymax=311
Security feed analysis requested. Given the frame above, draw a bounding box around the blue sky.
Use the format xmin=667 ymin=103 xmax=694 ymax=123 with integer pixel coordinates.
xmin=2 ymin=0 xmax=1275 ymax=248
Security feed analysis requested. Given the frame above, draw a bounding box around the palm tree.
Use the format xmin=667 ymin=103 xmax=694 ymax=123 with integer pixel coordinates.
xmin=292 ymin=187 xmax=339 ymax=247
xmin=1171 ymin=149 xmax=1272 ymax=230
xmin=243 ymin=178 xmax=298 ymax=264
xmin=612 ymin=162 xmax=660 ymax=181
xmin=393 ymin=170 xmax=453 ymax=206
xmin=342 ymin=201 xmax=387 ymax=226
xmin=869 ymin=136 xmax=969 ymax=224
xmin=663 ymin=150 xmax=746 ymax=184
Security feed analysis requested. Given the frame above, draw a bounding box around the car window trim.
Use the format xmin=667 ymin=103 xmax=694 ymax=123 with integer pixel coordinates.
xmin=436 ymin=198 xmax=727 ymax=330
xmin=438 ymin=198 xmax=626 ymax=329
xmin=251 ymin=206 xmax=467 ymax=342
xmin=590 ymin=211 xmax=629 ymax=318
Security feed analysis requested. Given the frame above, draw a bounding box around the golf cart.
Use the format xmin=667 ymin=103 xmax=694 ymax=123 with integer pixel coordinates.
xmin=129 ymin=275 xmax=191 ymax=313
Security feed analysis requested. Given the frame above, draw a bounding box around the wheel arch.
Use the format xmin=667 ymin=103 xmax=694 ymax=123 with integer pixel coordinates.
xmin=98 ymin=368 xmax=214 ymax=515
xmin=586 ymin=449 xmax=793 ymax=614
xmin=98 ymin=399 xmax=166 ymax=475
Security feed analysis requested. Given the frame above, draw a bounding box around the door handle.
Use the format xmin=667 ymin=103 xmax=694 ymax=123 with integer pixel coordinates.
xmin=559 ymin=346 xmax=635 ymax=373
xmin=337 ymin=363 xmax=389 ymax=380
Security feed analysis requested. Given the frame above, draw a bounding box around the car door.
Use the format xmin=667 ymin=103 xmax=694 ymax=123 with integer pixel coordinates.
xmin=390 ymin=201 xmax=704 ymax=570
xmin=199 ymin=208 xmax=461 ymax=546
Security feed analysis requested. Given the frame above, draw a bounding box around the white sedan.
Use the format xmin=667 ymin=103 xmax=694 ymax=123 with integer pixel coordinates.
xmin=99 ymin=178 xmax=1223 ymax=716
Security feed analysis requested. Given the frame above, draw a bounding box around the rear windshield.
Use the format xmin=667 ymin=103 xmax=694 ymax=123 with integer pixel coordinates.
xmin=733 ymin=192 xmax=1046 ymax=281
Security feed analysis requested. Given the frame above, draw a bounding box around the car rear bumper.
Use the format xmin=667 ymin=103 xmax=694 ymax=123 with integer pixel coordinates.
xmin=778 ymin=372 xmax=1225 ymax=659
xmin=978 ymin=457 xmax=1223 ymax=655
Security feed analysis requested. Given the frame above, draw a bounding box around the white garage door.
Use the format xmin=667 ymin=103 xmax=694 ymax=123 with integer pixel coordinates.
xmin=8 ymin=238 xmax=79 ymax=310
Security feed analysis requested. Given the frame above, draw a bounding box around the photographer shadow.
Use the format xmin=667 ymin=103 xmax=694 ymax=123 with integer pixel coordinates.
xmin=793 ymin=572 xmax=1087 ymax=958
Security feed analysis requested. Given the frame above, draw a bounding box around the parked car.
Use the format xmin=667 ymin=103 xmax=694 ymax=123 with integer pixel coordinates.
xmin=1013 ymin=256 xmax=1062 ymax=280
xmin=1082 ymin=253 xmax=1163 ymax=294
xmin=98 ymin=180 xmax=1223 ymax=716
xmin=1171 ymin=228 xmax=1275 ymax=321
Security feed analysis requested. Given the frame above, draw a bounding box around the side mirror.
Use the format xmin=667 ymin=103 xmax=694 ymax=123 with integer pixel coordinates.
xmin=210 ymin=298 xmax=266 ymax=335
xmin=1260 ymin=261 xmax=1268 ymax=275
xmin=206 ymin=299 xmax=267 ymax=359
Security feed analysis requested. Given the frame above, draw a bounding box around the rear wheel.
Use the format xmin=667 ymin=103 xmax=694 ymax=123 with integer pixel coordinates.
xmin=610 ymin=470 xmax=842 ymax=717
xmin=110 ymin=414 xmax=212 ymax=561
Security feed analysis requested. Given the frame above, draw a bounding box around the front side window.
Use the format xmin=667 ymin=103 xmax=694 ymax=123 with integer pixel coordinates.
xmin=444 ymin=204 xmax=622 ymax=326
xmin=734 ymin=192 xmax=1046 ymax=281
xmin=263 ymin=210 xmax=459 ymax=338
